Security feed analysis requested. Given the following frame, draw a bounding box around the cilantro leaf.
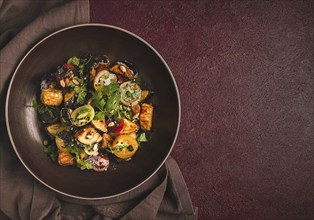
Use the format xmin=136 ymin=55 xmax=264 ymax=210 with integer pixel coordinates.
xmin=43 ymin=144 xmax=58 ymax=161
xmin=91 ymin=92 xmax=107 ymax=120
xmin=106 ymin=90 xmax=121 ymax=116
xmin=94 ymin=111 xmax=105 ymax=120
xmin=37 ymin=105 xmax=56 ymax=117
xmin=137 ymin=132 xmax=148 ymax=143
xmin=92 ymin=92 xmax=106 ymax=111
xmin=32 ymin=99 xmax=38 ymax=108
xmin=74 ymin=84 xmax=87 ymax=104
xmin=76 ymin=159 xmax=93 ymax=170
xmin=118 ymin=105 xmax=133 ymax=120
xmin=67 ymin=56 xmax=80 ymax=66
xmin=77 ymin=91 xmax=86 ymax=104
xmin=68 ymin=142 xmax=93 ymax=170
xmin=99 ymin=82 xmax=120 ymax=95
xmin=107 ymin=145 xmax=129 ymax=153
xmin=78 ymin=64 xmax=84 ymax=76
xmin=68 ymin=76 xmax=84 ymax=88
xmin=95 ymin=82 xmax=121 ymax=119
xmin=32 ymin=99 xmax=54 ymax=116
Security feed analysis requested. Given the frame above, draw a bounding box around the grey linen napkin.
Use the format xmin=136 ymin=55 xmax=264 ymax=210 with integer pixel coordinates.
xmin=0 ymin=1 xmax=197 ymax=219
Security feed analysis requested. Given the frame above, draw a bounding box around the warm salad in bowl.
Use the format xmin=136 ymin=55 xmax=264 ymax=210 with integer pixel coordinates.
xmin=33 ymin=55 xmax=154 ymax=172
xmin=6 ymin=24 xmax=179 ymax=198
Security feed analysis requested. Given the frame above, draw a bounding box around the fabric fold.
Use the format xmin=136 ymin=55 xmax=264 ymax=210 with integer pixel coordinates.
xmin=0 ymin=0 xmax=197 ymax=219
xmin=120 ymin=168 xmax=168 ymax=220
xmin=0 ymin=1 xmax=90 ymax=219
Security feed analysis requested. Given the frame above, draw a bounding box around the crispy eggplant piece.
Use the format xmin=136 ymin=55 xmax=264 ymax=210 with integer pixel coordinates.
xmin=131 ymin=104 xmax=141 ymax=117
xmin=46 ymin=123 xmax=65 ymax=137
xmin=95 ymin=55 xmax=110 ymax=72
xmin=92 ymin=118 xmax=107 ymax=133
xmin=102 ymin=133 xmax=113 ymax=148
xmin=90 ymin=67 xmax=97 ymax=82
xmin=57 ymin=130 xmax=73 ymax=144
xmin=120 ymin=118 xmax=139 ymax=134
xmin=60 ymin=108 xmax=73 ymax=126
xmin=64 ymin=91 xmax=76 ymax=108
xmin=55 ymin=63 xmax=76 ymax=87
xmin=76 ymin=127 xmax=102 ymax=145
xmin=55 ymin=136 xmax=67 ymax=151
xmin=128 ymin=132 xmax=137 ymax=139
xmin=99 ymin=55 xmax=110 ymax=67
xmin=40 ymin=72 xmax=57 ymax=89
xmin=140 ymin=90 xmax=153 ymax=103
xmin=139 ymin=103 xmax=153 ymax=131
xmin=58 ymin=150 xmax=74 ymax=166
xmin=111 ymin=61 xmax=136 ymax=80
xmin=40 ymin=88 xmax=63 ymax=106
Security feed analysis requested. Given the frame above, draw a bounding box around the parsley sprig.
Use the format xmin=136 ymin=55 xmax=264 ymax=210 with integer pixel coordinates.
xmin=68 ymin=141 xmax=93 ymax=170
xmin=92 ymin=92 xmax=106 ymax=120
xmin=107 ymin=144 xmax=130 ymax=153
xmin=91 ymin=83 xmax=122 ymax=120
xmin=43 ymin=144 xmax=58 ymax=161
xmin=32 ymin=99 xmax=56 ymax=117
xmin=74 ymin=85 xmax=87 ymax=105
xmin=137 ymin=132 xmax=148 ymax=143
xmin=67 ymin=76 xmax=87 ymax=105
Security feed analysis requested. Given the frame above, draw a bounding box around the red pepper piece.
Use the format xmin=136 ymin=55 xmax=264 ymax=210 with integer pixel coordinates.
xmin=115 ymin=119 xmax=124 ymax=133
xmin=56 ymin=74 xmax=60 ymax=83
xmin=63 ymin=63 xmax=75 ymax=70
xmin=116 ymin=74 xmax=125 ymax=84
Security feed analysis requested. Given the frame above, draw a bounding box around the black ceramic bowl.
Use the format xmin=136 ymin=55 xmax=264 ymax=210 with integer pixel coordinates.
xmin=6 ymin=24 xmax=180 ymax=199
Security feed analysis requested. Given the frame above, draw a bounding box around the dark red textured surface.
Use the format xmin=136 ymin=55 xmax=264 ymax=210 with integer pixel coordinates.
xmin=90 ymin=1 xmax=314 ymax=219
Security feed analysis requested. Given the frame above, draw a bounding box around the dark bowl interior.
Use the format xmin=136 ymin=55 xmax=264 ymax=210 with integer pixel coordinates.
xmin=6 ymin=24 xmax=180 ymax=199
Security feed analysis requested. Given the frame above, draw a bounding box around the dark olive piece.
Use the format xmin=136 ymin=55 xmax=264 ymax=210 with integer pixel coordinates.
xmin=60 ymin=108 xmax=72 ymax=126
xmin=127 ymin=146 xmax=134 ymax=152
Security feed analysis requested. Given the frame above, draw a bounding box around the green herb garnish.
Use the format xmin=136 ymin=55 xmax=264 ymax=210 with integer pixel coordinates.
xmin=107 ymin=144 xmax=129 ymax=153
xmin=33 ymin=99 xmax=57 ymax=118
xmin=67 ymin=56 xmax=80 ymax=66
xmin=68 ymin=141 xmax=93 ymax=170
xmin=74 ymin=84 xmax=87 ymax=104
xmin=43 ymin=144 xmax=58 ymax=161
xmin=137 ymin=132 xmax=148 ymax=143
xmin=92 ymin=92 xmax=106 ymax=120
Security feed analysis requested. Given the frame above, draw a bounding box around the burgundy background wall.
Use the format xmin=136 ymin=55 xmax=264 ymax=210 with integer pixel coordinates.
xmin=90 ymin=1 xmax=313 ymax=219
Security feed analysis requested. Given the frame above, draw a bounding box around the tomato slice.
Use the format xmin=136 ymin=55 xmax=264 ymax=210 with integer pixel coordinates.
xmin=111 ymin=135 xmax=139 ymax=159
xmin=63 ymin=63 xmax=75 ymax=70
xmin=115 ymin=119 xmax=124 ymax=133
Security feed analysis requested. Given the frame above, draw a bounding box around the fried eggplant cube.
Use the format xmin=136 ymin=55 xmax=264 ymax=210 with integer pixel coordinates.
xmin=139 ymin=103 xmax=153 ymax=131
xmin=58 ymin=150 xmax=74 ymax=166
xmin=40 ymin=88 xmax=63 ymax=106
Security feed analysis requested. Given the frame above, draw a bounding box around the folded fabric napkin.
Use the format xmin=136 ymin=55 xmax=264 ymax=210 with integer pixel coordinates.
xmin=0 ymin=0 xmax=197 ymax=219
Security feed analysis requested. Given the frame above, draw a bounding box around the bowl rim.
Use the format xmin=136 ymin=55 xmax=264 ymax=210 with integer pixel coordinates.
xmin=5 ymin=23 xmax=181 ymax=200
